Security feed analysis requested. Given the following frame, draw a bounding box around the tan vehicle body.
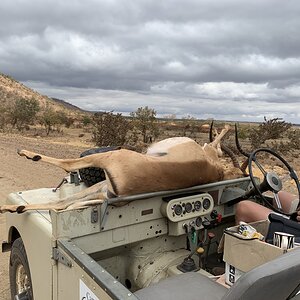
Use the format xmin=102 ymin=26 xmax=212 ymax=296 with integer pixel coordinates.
xmin=3 ymin=175 xmax=300 ymax=299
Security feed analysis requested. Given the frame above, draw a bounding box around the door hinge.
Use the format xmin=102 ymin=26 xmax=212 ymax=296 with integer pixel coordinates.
xmin=52 ymin=248 xmax=72 ymax=268
xmin=91 ymin=207 xmax=99 ymax=223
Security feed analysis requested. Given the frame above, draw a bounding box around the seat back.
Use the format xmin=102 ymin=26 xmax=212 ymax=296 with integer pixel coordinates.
xmin=223 ymin=246 xmax=300 ymax=300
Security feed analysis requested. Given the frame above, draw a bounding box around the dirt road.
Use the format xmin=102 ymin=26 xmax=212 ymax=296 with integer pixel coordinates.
xmin=0 ymin=132 xmax=90 ymax=299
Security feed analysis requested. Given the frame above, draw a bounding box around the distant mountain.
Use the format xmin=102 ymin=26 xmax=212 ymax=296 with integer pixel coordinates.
xmin=0 ymin=73 xmax=85 ymax=116
xmin=51 ymin=97 xmax=83 ymax=111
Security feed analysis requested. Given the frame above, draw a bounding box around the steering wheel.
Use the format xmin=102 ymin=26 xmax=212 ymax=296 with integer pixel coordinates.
xmin=248 ymin=148 xmax=300 ymax=216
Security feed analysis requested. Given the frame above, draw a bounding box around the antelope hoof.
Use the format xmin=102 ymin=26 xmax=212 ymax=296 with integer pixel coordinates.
xmin=17 ymin=150 xmax=41 ymax=161
xmin=16 ymin=205 xmax=26 ymax=214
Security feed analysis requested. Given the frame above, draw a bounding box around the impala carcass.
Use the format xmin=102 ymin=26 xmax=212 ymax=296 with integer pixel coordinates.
xmin=0 ymin=124 xmax=245 ymax=213
xmin=8 ymin=124 xmax=293 ymax=300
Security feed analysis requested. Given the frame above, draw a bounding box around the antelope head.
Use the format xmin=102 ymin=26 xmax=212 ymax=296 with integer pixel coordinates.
xmin=209 ymin=121 xmax=249 ymax=177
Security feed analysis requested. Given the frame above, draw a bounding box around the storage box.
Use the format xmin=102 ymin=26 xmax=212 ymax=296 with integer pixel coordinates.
xmin=225 ymin=263 xmax=244 ymax=286
xmin=223 ymin=220 xmax=295 ymax=286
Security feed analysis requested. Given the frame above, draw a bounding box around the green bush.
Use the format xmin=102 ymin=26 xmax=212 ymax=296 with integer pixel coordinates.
xmin=249 ymin=117 xmax=292 ymax=149
xmin=9 ymin=98 xmax=40 ymax=130
xmin=40 ymin=106 xmax=67 ymax=135
xmin=92 ymin=112 xmax=131 ymax=146
xmin=130 ymin=106 xmax=159 ymax=143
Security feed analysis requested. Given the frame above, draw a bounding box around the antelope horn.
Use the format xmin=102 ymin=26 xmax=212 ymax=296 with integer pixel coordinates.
xmin=240 ymin=159 xmax=249 ymax=176
xmin=209 ymin=121 xmax=214 ymax=142
xmin=235 ymin=123 xmax=250 ymax=158
xmin=221 ymin=144 xmax=248 ymax=176
xmin=221 ymin=144 xmax=240 ymax=169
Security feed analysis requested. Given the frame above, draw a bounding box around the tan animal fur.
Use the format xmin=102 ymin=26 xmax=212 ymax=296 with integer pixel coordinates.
xmin=0 ymin=125 xmax=243 ymax=213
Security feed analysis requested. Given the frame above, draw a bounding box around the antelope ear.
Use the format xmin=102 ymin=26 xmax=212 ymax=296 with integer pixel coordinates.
xmin=216 ymin=144 xmax=223 ymax=157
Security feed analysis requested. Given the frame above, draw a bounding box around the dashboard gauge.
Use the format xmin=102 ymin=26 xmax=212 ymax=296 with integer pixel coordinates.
xmin=195 ymin=217 xmax=202 ymax=227
xmin=174 ymin=204 xmax=183 ymax=216
xmin=194 ymin=200 xmax=201 ymax=211
xmin=185 ymin=202 xmax=192 ymax=213
xmin=203 ymin=198 xmax=211 ymax=210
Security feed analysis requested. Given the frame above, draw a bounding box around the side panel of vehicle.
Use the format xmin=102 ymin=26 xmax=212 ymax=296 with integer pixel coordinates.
xmin=5 ymin=193 xmax=54 ymax=300
xmin=56 ymin=239 xmax=137 ymax=300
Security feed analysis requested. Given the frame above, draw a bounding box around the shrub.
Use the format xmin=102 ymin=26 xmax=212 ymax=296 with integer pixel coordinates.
xmin=0 ymin=107 xmax=9 ymax=131
xmin=82 ymin=115 xmax=92 ymax=127
xmin=92 ymin=112 xmax=131 ymax=146
xmin=9 ymin=98 xmax=40 ymax=130
xmin=180 ymin=115 xmax=200 ymax=138
xmin=249 ymin=117 xmax=292 ymax=149
xmin=40 ymin=106 xmax=67 ymax=135
xmin=130 ymin=106 xmax=159 ymax=143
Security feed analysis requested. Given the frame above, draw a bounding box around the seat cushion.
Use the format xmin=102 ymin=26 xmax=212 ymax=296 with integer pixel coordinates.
xmin=134 ymin=272 xmax=227 ymax=300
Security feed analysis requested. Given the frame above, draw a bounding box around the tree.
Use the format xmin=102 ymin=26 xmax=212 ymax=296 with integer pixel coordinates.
xmin=130 ymin=106 xmax=159 ymax=143
xmin=40 ymin=106 xmax=66 ymax=135
xmin=180 ymin=115 xmax=199 ymax=138
xmin=10 ymin=98 xmax=40 ymax=130
xmin=92 ymin=112 xmax=131 ymax=146
xmin=0 ymin=106 xmax=9 ymax=131
xmin=53 ymin=110 xmax=72 ymax=131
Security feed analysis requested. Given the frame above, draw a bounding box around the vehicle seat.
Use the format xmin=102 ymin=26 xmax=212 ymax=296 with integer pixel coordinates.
xmin=134 ymin=246 xmax=300 ymax=300
xmin=135 ymin=272 xmax=226 ymax=300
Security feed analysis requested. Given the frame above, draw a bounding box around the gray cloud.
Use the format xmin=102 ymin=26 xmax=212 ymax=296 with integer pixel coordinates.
xmin=1 ymin=0 xmax=300 ymax=123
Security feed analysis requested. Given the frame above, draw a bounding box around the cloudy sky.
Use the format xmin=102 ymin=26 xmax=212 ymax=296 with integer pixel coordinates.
xmin=1 ymin=0 xmax=300 ymax=123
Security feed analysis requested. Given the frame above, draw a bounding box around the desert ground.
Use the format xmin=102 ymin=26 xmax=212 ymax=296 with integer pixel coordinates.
xmin=0 ymin=127 xmax=299 ymax=299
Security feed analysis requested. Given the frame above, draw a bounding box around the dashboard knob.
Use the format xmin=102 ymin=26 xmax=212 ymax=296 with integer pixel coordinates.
xmin=210 ymin=209 xmax=218 ymax=219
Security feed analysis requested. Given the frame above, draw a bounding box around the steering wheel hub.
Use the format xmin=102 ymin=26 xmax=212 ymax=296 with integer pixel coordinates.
xmin=265 ymin=172 xmax=282 ymax=192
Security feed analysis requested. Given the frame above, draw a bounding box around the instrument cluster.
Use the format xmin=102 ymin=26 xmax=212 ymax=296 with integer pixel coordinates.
xmin=161 ymin=193 xmax=214 ymax=222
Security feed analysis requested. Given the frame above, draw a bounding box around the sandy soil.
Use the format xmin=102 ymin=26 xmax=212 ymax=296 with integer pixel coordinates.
xmin=0 ymin=130 xmax=299 ymax=299
xmin=0 ymin=132 xmax=92 ymax=299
